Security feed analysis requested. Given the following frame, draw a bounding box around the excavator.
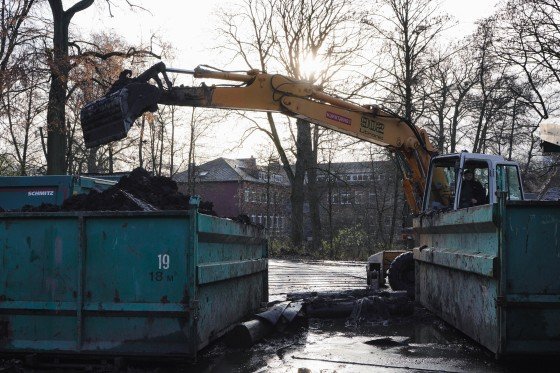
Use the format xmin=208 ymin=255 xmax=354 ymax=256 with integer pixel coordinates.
xmin=80 ymin=62 xmax=524 ymax=292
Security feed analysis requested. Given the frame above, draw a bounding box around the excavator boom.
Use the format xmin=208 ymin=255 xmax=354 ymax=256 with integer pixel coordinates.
xmin=80 ymin=62 xmax=445 ymax=214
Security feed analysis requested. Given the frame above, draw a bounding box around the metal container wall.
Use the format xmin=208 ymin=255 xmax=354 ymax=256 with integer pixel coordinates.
xmin=0 ymin=176 xmax=117 ymax=210
xmin=0 ymin=176 xmax=74 ymax=209
xmin=0 ymin=210 xmax=267 ymax=359
xmin=499 ymin=201 xmax=560 ymax=355
xmin=414 ymin=198 xmax=560 ymax=356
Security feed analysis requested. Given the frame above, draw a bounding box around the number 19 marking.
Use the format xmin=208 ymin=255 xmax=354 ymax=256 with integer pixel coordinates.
xmin=158 ymin=254 xmax=170 ymax=270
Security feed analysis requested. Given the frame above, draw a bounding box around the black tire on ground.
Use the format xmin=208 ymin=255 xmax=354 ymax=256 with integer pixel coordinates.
xmin=387 ymin=252 xmax=415 ymax=297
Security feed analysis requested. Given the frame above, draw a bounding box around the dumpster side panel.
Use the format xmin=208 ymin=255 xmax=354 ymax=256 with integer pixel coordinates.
xmin=503 ymin=204 xmax=560 ymax=354
xmin=0 ymin=211 xmax=267 ymax=359
xmin=414 ymin=205 xmax=500 ymax=353
xmin=196 ymin=215 xmax=268 ymax=349
xmin=81 ymin=215 xmax=193 ymax=355
xmin=0 ymin=216 xmax=79 ymax=350
xmin=416 ymin=201 xmax=560 ymax=356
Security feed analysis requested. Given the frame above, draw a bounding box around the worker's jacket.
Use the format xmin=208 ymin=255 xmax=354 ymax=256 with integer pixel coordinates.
xmin=459 ymin=179 xmax=486 ymax=208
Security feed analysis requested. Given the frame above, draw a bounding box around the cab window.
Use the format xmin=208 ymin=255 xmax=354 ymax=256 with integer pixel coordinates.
xmin=496 ymin=165 xmax=522 ymax=200
xmin=426 ymin=160 xmax=457 ymax=210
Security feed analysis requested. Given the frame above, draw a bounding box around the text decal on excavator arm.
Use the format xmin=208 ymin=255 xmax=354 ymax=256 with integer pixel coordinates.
xmin=360 ymin=116 xmax=385 ymax=140
xmin=326 ymin=111 xmax=352 ymax=125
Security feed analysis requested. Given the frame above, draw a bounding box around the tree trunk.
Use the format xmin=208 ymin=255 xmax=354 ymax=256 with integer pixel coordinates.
xmin=47 ymin=0 xmax=94 ymax=175
xmin=388 ymin=165 xmax=401 ymax=249
xmin=170 ymin=108 xmax=175 ymax=176
xmin=139 ymin=116 xmax=145 ymax=168
xmin=158 ymin=120 xmax=164 ymax=176
xmin=86 ymin=147 xmax=98 ymax=173
xmin=290 ymin=119 xmax=310 ymax=248
xmin=307 ymin=124 xmax=322 ymax=250
xmin=46 ymin=19 xmax=68 ymax=175
xmin=108 ymin=146 xmax=113 ymax=173
xmin=187 ymin=109 xmax=196 ymax=194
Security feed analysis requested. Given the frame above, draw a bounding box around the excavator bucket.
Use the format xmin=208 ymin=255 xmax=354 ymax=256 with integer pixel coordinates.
xmin=80 ymin=83 xmax=160 ymax=148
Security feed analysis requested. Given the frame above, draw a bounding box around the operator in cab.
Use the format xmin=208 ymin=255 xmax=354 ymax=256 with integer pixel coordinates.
xmin=459 ymin=169 xmax=486 ymax=208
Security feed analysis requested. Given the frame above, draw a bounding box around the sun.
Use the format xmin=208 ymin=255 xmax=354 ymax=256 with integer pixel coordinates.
xmin=298 ymin=54 xmax=324 ymax=80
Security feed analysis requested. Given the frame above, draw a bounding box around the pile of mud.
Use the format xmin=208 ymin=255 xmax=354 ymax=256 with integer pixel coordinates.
xmin=23 ymin=168 xmax=216 ymax=214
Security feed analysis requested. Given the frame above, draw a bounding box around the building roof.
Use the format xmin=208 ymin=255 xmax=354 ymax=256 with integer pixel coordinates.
xmin=317 ymin=160 xmax=393 ymax=174
xmin=175 ymin=158 xmax=394 ymax=185
xmin=174 ymin=157 xmax=289 ymax=185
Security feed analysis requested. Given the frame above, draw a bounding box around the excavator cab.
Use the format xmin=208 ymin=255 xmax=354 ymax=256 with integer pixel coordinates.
xmin=423 ymin=152 xmax=524 ymax=211
xmin=540 ymin=118 xmax=560 ymax=152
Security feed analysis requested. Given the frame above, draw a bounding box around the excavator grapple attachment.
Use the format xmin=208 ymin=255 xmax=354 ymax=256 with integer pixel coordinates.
xmin=80 ymin=83 xmax=160 ymax=148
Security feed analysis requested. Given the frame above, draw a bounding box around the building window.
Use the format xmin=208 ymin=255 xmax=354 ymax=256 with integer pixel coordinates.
xmin=384 ymin=216 xmax=392 ymax=226
xmin=244 ymin=190 xmax=251 ymax=202
xmin=355 ymin=191 xmax=364 ymax=204
xmin=341 ymin=193 xmax=350 ymax=204
xmin=332 ymin=193 xmax=339 ymax=204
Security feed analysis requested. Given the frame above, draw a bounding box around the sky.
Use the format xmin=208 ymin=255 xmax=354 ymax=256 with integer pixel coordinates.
xmin=71 ymin=0 xmax=501 ymax=162
xmin=72 ymin=0 xmax=501 ymax=65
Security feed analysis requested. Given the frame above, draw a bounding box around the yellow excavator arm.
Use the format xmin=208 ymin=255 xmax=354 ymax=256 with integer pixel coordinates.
xmin=80 ymin=62 xmax=446 ymax=214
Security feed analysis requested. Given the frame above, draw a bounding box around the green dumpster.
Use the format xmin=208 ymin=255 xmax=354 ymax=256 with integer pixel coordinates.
xmin=414 ymin=196 xmax=560 ymax=357
xmin=0 ymin=206 xmax=267 ymax=359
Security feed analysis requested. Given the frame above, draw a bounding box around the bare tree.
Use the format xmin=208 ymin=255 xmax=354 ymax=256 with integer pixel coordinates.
xmin=183 ymin=108 xmax=225 ymax=194
xmin=0 ymin=0 xmax=39 ymax=97
xmin=0 ymin=58 xmax=46 ymax=175
xmin=46 ymin=0 xmax=95 ymax=174
xmin=218 ymin=0 xmax=366 ymax=248
xmin=66 ymin=31 xmax=157 ymax=174
xmin=46 ymin=0 xmax=160 ymax=175
xmin=0 ymin=0 xmax=47 ymax=175
xmin=496 ymin=0 xmax=560 ymax=120
xmin=363 ymin=0 xmax=451 ymax=124
xmin=421 ymin=43 xmax=477 ymax=153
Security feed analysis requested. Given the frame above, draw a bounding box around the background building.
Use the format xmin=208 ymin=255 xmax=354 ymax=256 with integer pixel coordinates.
xmin=175 ymin=157 xmax=291 ymax=236
xmin=313 ymin=160 xmax=404 ymax=253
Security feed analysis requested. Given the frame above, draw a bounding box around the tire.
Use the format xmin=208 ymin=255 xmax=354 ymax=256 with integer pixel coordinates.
xmin=388 ymin=252 xmax=415 ymax=297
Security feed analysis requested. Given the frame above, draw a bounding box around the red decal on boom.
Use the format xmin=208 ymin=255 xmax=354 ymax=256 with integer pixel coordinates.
xmin=326 ymin=111 xmax=351 ymax=125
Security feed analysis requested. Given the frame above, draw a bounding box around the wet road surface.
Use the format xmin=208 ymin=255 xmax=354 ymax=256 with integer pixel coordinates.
xmin=190 ymin=259 xmax=506 ymax=373
xmin=268 ymin=259 xmax=366 ymax=302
